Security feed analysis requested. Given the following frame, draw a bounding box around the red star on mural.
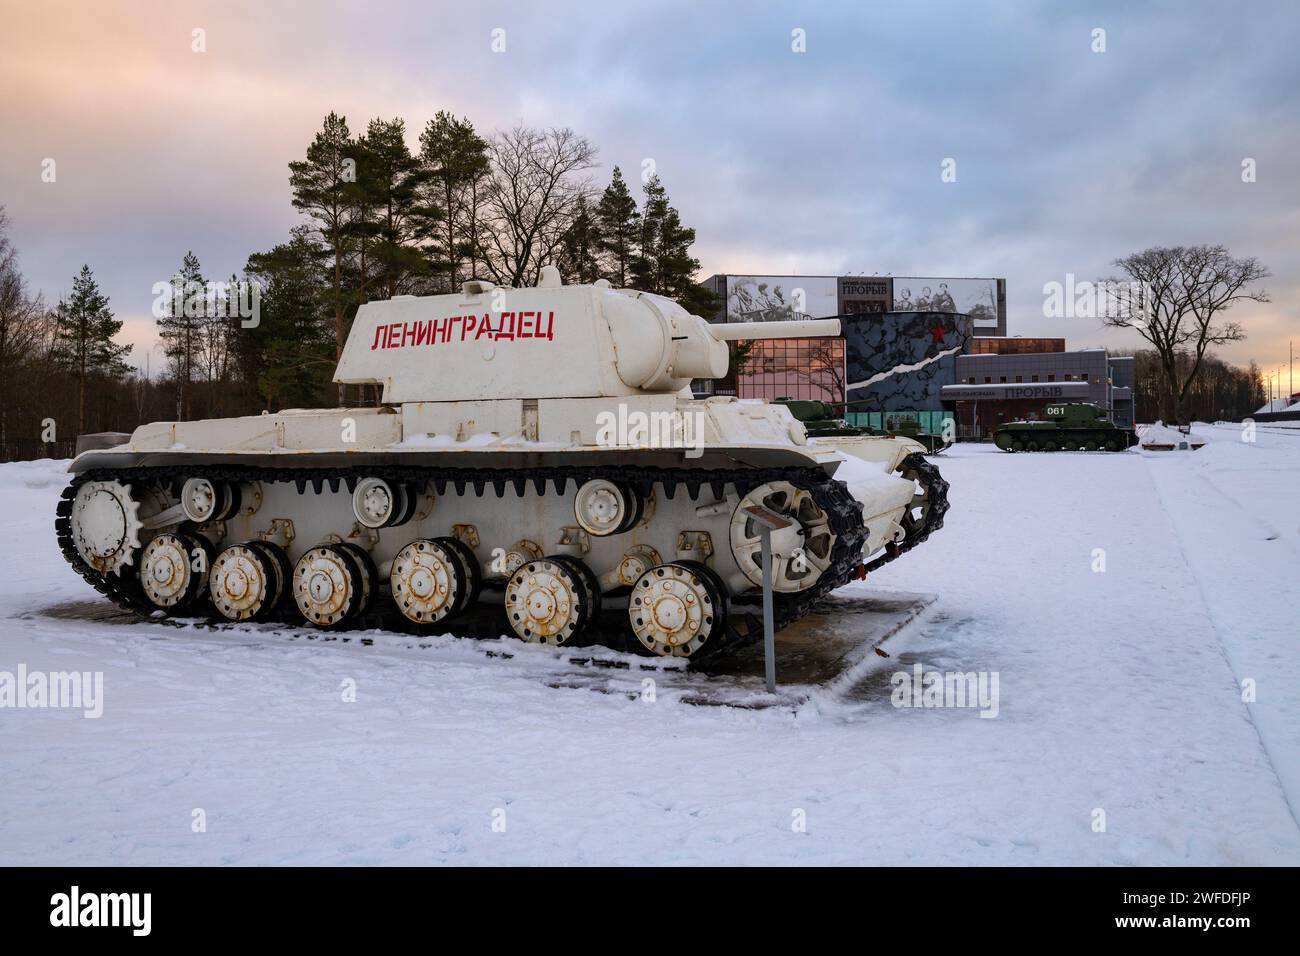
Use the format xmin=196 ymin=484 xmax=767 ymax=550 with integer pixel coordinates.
xmin=929 ymin=322 xmax=947 ymax=344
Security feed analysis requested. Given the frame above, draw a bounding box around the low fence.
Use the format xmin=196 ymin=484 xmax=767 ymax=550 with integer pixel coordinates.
xmin=1 ymin=439 xmax=76 ymax=462
xmin=846 ymin=410 xmax=954 ymax=434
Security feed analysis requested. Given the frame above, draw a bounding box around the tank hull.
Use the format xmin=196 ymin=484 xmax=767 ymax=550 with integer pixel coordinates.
xmin=993 ymin=426 xmax=1138 ymax=452
xmin=56 ymin=448 xmax=946 ymax=662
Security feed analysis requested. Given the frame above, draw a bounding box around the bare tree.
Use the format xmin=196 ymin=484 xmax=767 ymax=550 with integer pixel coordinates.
xmin=0 ymin=208 xmax=52 ymax=452
xmin=1103 ymin=245 xmax=1269 ymax=424
xmin=795 ymin=340 xmax=845 ymax=402
xmin=477 ymin=125 xmax=596 ymax=287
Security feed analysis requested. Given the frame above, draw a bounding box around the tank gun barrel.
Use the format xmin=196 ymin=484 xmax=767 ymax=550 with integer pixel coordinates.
xmin=707 ymin=319 xmax=842 ymax=341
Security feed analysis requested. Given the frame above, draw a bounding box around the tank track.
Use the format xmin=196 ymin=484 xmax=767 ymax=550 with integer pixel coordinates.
xmin=54 ymin=454 xmax=948 ymax=664
xmin=996 ymin=429 xmax=1138 ymax=452
xmin=862 ymin=452 xmax=949 ymax=575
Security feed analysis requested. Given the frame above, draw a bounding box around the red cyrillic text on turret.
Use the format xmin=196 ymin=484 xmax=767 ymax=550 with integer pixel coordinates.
xmin=369 ymin=312 xmax=556 ymax=350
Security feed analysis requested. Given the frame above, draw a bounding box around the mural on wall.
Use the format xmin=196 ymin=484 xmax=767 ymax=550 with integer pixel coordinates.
xmin=843 ymin=311 xmax=973 ymax=411
xmin=725 ymin=275 xmax=839 ymax=322
xmin=891 ymin=277 xmax=999 ymax=329
xmin=837 ymin=276 xmax=893 ymax=315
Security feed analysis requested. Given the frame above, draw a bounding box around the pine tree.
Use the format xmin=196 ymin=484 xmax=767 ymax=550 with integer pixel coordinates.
xmin=420 ymin=112 xmax=490 ymax=292
xmin=594 ymin=166 xmax=640 ymax=287
xmin=557 ymin=195 xmax=602 ymax=284
xmin=359 ymin=117 xmax=439 ymax=300
xmin=156 ymin=251 xmax=206 ymax=419
xmin=244 ymin=227 xmax=336 ymax=411
xmin=289 ymin=113 xmax=356 ymax=363
xmin=631 ymin=174 xmax=715 ymax=315
xmin=50 ymin=265 xmax=131 ymax=433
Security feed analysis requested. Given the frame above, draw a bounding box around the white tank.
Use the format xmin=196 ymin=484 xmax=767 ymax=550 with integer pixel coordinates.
xmin=56 ymin=267 xmax=948 ymax=661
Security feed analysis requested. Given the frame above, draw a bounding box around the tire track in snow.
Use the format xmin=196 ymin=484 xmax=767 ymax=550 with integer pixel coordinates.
xmin=1143 ymin=452 xmax=1300 ymax=832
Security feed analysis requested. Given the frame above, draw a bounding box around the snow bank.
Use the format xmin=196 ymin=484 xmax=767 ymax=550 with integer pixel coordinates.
xmin=0 ymin=457 xmax=70 ymax=490
xmin=1138 ymin=423 xmax=1205 ymax=450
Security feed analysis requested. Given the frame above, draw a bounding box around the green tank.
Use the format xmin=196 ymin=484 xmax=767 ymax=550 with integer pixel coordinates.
xmin=774 ymin=399 xmax=950 ymax=453
xmin=993 ymin=403 xmax=1137 ymax=452
xmin=773 ymin=399 xmax=860 ymax=437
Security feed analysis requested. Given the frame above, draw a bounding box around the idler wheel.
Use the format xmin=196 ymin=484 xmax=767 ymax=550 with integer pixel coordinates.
xmin=729 ymin=481 xmax=835 ymax=593
xmin=628 ymin=561 xmax=726 ymax=658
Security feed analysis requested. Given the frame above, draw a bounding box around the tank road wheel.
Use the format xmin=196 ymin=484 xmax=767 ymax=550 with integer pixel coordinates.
xmin=139 ymin=532 xmax=210 ymax=612
xmin=628 ymin=561 xmax=726 ymax=658
xmin=334 ymin=542 xmax=379 ymax=622
xmin=390 ymin=539 xmax=464 ymax=625
xmin=70 ymin=480 xmax=144 ymax=576
xmin=293 ymin=545 xmax=363 ymax=628
xmin=730 ymin=482 xmax=835 ymax=593
xmin=550 ymin=555 xmax=603 ymax=630
xmin=1011 ymin=441 xmax=1025 ymax=452
xmin=435 ymin=536 xmax=482 ymax=614
xmin=1104 ymin=438 xmax=1120 ymax=452
xmin=504 ymin=557 xmax=595 ymax=645
xmin=1084 ymin=439 xmax=1098 ymax=451
xmin=210 ymin=542 xmax=283 ymax=622
xmin=1062 ymin=439 xmax=1079 ymax=451
xmin=1025 ymin=441 xmax=1040 ymax=452
xmin=573 ymin=479 xmax=640 ymax=536
xmin=1043 ymin=439 xmax=1059 ymax=452
xmin=248 ymin=540 xmax=293 ymax=610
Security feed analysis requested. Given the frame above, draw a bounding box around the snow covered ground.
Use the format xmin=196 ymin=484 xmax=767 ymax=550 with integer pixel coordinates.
xmin=1 ymin=429 xmax=1298 ymax=866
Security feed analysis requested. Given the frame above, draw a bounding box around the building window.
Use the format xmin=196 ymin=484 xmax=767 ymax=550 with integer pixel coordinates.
xmin=1064 ymin=374 xmax=1074 ymax=381
xmin=1015 ymin=375 xmax=1022 ymax=383
xmin=1081 ymin=373 xmax=1088 ymax=382
xmin=1048 ymin=374 xmax=1055 ymax=382
xmin=735 ymin=336 xmax=845 ymax=403
xmin=1031 ymin=375 xmax=1039 ymax=383
xmin=999 ymin=376 xmax=1007 ymax=383
xmin=984 ymin=377 xmax=991 ymax=384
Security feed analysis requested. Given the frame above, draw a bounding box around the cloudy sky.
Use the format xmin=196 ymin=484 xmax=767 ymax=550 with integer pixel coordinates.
xmin=1 ymin=0 xmax=1297 ymax=383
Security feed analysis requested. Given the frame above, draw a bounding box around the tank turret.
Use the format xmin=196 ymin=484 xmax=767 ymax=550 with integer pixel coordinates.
xmin=335 ymin=267 xmax=840 ymax=403
xmin=56 ymin=268 xmax=948 ymax=662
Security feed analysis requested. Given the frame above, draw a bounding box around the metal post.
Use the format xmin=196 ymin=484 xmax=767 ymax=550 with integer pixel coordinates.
xmin=760 ymin=525 xmax=775 ymax=694
xmin=741 ymin=503 xmax=791 ymax=696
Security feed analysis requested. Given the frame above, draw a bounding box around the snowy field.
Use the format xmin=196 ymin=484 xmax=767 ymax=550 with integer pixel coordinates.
xmin=1 ymin=427 xmax=1298 ymax=866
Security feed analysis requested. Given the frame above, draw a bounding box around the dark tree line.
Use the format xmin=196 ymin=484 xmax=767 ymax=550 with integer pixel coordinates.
xmin=1120 ymin=349 xmax=1265 ymax=423
xmin=0 ymin=112 xmax=718 ymax=459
